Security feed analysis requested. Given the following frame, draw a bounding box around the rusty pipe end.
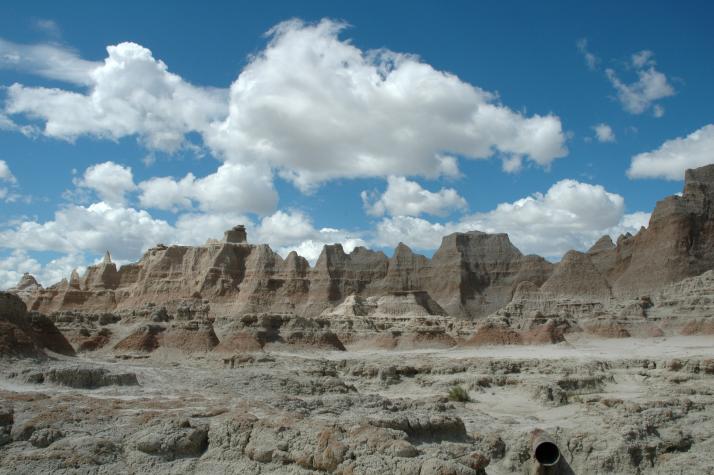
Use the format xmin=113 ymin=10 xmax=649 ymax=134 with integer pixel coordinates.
xmin=531 ymin=429 xmax=561 ymax=467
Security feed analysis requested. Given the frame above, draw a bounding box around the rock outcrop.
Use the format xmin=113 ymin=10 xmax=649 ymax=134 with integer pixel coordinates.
xmin=6 ymin=164 xmax=714 ymax=343
xmin=422 ymin=232 xmax=553 ymax=318
xmin=0 ymin=292 xmax=74 ymax=358
xmin=539 ymin=250 xmax=612 ymax=300
xmin=7 ymin=273 xmax=42 ymax=301
xmin=13 ymin=229 xmax=553 ymax=321
xmin=604 ymin=165 xmax=714 ymax=296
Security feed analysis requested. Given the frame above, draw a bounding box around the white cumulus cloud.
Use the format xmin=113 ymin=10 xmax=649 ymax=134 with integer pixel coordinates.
xmin=3 ymin=20 xmax=568 ymax=193
xmin=254 ymin=210 xmax=365 ymax=263
xmin=361 ymin=176 xmax=466 ymax=217
xmin=0 ymin=202 xmax=175 ymax=260
xmin=374 ymin=179 xmax=649 ymax=258
xmin=593 ymin=123 xmax=616 ymax=143
xmin=5 ymin=41 xmax=228 ymax=152
xmin=138 ymin=162 xmax=278 ymax=215
xmin=207 ymin=19 xmax=567 ymax=191
xmin=76 ymin=161 xmax=135 ymax=205
xmin=605 ymin=50 xmax=675 ymax=117
xmin=0 ymin=203 xmax=365 ymax=283
xmin=628 ymin=124 xmax=714 ymax=180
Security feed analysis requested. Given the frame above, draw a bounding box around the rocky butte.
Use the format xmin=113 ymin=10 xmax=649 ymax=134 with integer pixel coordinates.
xmin=1 ymin=165 xmax=714 ymax=474
xmin=10 ymin=164 xmax=714 ymax=345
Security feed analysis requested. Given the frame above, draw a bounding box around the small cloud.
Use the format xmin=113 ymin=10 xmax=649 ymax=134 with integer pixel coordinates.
xmin=0 ymin=113 xmax=38 ymax=138
xmin=361 ymin=176 xmax=467 ymax=218
xmin=605 ymin=50 xmax=675 ymax=117
xmin=577 ymin=38 xmax=599 ymax=70
xmin=592 ymin=123 xmax=616 ymax=143
xmin=0 ymin=160 xmax=17 ymax=184
xmin=628 ymin=124 xmax=714 ymax=180
xmin=502 ymin=155 xmax=523 ymax=173
xmin=142 ymin=154 xmax=156 ymax=167
xmin=74 ymin=161 xmax=136 ymax=205
xmin=32 ymin=19 xmax=61 ymax=38
xmin=631 ymin=50 xmax=654 ymax=69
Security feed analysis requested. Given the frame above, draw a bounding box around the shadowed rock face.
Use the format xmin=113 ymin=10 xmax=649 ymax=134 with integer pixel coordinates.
xmin=0 ymin=292 xmax=74 ymax=358
xmin=607 ymin=164 xmax=714 ymax=297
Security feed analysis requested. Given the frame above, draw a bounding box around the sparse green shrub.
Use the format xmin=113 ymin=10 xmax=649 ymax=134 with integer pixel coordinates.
xmin=447 ymin=385 xmax=471 ymax=402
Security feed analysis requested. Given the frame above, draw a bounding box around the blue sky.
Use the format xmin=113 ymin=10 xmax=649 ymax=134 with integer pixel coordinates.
xmin=0 ymin=0 xmax=713 ymax=288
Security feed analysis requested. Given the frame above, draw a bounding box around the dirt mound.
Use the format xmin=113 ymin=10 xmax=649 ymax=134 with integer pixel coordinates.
xmin=680 ymin=319 xmax=714 ymax=335
xmin=23 ymin=367 xmax=139 ymax=389
xmin=582 ymin=320 xmax=631 ymax=338
xmin=114 ymin=324 xmax=165 ymax=352
xmin=214 ymin=331 xmax=264 ymax=353
xmin=522 ymin=320 xmax=568 ymax=344
xmin=161 ymin=321 xmax=220 ymax=352
xmin=27 ymin=314 xmax=75 ymax=356
xmin=466 ymin=323 xmax=523 ymax=346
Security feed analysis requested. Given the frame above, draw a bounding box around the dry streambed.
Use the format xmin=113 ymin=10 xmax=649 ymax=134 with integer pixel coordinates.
xmin=1 ymin=340 xmax=714 ymax=474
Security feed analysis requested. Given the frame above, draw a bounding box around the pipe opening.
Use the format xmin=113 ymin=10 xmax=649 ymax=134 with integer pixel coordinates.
xmin=534 ymin=441 xmax=560 ymax=466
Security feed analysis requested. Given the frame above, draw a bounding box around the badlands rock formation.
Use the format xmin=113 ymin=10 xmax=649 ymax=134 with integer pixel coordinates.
xmin=2 ymin=165 xmax=714 ymax=473
xmin=10 ymin=164 xmax=714 ymax=348
xmin=17 ymin=228 xmax=555 ymax=321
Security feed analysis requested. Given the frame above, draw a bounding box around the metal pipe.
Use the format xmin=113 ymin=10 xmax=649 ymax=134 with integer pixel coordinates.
xmin=531 ymin=429 xmax=561 ymax=467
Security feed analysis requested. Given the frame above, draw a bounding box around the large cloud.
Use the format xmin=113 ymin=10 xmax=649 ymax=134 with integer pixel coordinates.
xmin=138 ymin=162 xmax=277 ymax=214
xmin=4 ymin=19 xmax=568 ymax=192
xmin=361 ymin=176 xmax=466 ymax=217
xmin=5 ymin=42 xmax=228 ymax=152
xmin=374 ymin=179 xmax=649 ymax=258
xmin=628 ymin=124 xmax=714 ymax=180
xmin=207 ymin=19 xmax=567 ymax=191
xmin=0 ymin=202 xmax=174 ymax=260
xmin=0 ymin=176 xmax=649 ymax=283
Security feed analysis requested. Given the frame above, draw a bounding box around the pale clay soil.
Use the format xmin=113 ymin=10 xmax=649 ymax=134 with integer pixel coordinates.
xmin=1 ymin=335 xmax=713 ymax=474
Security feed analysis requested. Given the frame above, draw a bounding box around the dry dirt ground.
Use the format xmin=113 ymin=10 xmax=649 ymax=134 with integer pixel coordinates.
xmin=1 ymin=335 xmax=714 ymax=474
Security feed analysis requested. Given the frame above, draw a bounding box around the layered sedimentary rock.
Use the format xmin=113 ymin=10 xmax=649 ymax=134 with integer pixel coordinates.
xmin=7 ymin=273 xmax=42 ymax=301
xmin=603 ymin=165 xmax=714 ymax=296
xmin=14 ymin=230 xmax=552 ymax=321
xmin=81 ymin=252 xmax=119 ymax=290
xmin=420 ymin=232 xmax=553 ymax=318
xmin=8 ymin=164 xmax=714 ymax=339
xmin=473 ymin=164 xmax=714 ymax=339
xmin=539 ymin=251 xmax=612 ymax=300
xmin=114 ymin=321 xmax=219 ymax=354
